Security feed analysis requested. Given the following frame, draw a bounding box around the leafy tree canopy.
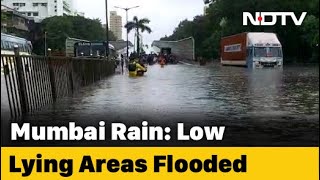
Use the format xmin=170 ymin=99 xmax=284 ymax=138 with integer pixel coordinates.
xmin=161 ymin=0 xmax=319 ymax=62
xmin=33 ymin=15 xmax=116 ymax=55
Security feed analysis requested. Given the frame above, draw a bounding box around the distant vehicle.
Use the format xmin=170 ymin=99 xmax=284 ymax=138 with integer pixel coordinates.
xmin=220 ymin=32 xmax=283 ymax=68
xmin=161 ymin=47 xmax=171 ymax=55
xmin=65 ymin=37 xmax=89 ymax=57
xmin=74 ymin=41 xmax=117 ymax=59
xmin=1 ymin=33 xmax=32 ymax=55
xmin=160 ymin=47 xmax=178 ymax=64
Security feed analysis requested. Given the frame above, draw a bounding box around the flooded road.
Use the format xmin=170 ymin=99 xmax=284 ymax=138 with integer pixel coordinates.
xmin=2 ymin=63 xmax=319 ymax=146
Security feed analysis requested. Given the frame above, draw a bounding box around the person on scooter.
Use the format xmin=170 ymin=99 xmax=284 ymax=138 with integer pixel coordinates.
xmin=128 ymin=59 xmax=147 ymax=77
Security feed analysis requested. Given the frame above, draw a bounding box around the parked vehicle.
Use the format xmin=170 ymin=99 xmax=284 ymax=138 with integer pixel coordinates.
xmin=1 ymin=33 xmax=33 ymax=75
xmin=160 ymin=48 xmax=178 ymax=64
xmin=74 ymin=41 xmax=116 ymax=58
xmin=220 ymin=32 xmax=283 ymax=68
xmin=65 ymin=37 xmax=88 ymax=57
xmin=1 ymin=33 xmax=32 ymax=55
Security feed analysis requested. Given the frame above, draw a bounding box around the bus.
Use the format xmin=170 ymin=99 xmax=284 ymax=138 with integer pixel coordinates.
xmin=65 ymin=37 xmax=89 ymax=57
xmin=1 ymin=33 xmax=32 ymax=55
xmin=74 ymin=41 xmax=117 ymax=59
xmin=1 ymin=33 xmax=33 ymax=75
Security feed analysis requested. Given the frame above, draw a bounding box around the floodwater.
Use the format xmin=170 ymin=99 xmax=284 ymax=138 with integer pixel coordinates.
xmin=1 ymin=62 xmax=319 ymax=146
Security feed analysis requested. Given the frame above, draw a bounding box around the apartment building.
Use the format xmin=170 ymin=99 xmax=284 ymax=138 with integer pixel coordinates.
xmin=110 ymin=11 xmax=122 ymax=40
xmin=1 ymin=0 xmax=75 ymax=21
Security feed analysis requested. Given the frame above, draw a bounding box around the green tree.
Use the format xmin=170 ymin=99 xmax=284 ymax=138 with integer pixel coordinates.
xmin=301 ymin=15 xmax=319 ymax=62
xmin=161 ymin=0 xmax=319 ymax=63
xmin=33 ymin=15 xmax=116 ymax=55
xmin=125 ymin=16 xmax=152 ymax=55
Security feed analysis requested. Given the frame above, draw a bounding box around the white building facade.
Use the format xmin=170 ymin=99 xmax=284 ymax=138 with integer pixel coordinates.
xmin=1 ymin=0 xmax=75 ymax=21
xmin=110 ymin=11 xmax=122 ymax=40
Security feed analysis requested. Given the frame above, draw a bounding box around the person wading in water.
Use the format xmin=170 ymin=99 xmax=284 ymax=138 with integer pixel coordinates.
xmin=159 ymin=55 xmax=166 ymax=68
xmin=128 ymin=59 xmax=147 ymax=77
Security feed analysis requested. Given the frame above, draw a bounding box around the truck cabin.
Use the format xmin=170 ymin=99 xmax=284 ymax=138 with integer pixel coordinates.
xmin=220 ymin=32 xmax=283 ymax=68
xmin=252 ymin=44 xmax=283 ymax=58
xmin=249 ymin=43 xmax=283 ymax=68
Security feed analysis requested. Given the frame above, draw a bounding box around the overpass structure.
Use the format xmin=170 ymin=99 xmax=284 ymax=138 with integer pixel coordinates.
xmin=151 ymin=37 xmax=195 ymax=60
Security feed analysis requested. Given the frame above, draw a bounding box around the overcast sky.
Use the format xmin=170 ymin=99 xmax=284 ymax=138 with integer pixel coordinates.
xmin=74 ymin=0 xmax=205 ymax=46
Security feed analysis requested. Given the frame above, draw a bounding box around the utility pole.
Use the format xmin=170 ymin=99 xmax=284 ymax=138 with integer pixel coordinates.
xmin=125 ymin=9 xmax=129 ymax=59
xmin=114 ymin=5 xmax=140 ymax=60
xmin=44 ymin=31 xmax=47 ymax=56
xmin=105 ymin=0 xmax=109 ymax=59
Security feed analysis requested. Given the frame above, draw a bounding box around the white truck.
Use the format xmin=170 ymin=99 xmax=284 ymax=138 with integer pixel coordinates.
xmin=221 ymin=32 xmax=283 ymax=68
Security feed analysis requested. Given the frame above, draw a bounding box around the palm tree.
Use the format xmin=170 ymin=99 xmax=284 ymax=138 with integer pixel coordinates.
xmin=125 ymin=16 xmax=152 ymax=56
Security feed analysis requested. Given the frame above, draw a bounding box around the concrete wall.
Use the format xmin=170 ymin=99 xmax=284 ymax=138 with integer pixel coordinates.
xmin=152 ymin=37 xmax=195 ymax=60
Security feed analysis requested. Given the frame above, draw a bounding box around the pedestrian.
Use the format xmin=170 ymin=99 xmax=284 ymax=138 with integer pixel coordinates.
xmin=153 ymin=54 xmax=158 ymax=64
xmin=121 ymin=54 xmax=124 ymax=74
xmin=159 ymin=55 xmax=166 ymax=68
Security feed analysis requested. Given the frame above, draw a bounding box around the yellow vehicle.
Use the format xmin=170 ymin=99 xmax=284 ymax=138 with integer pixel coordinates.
xmin=128 ymin=60 xmax=147 ymax=77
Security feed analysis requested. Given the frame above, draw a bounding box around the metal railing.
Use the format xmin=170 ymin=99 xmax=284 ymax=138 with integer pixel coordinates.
xmin=1 ymin=47 xmax=115 ymax=119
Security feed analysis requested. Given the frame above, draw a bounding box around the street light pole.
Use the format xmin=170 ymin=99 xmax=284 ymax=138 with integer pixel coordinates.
xmin=105 ymin=0 xmax=109 ymax=59
xmin=114 ymin=5 xmax=140 ymax=60
xmin=126 ymin=9 xmax=129 ymax=60
xmin=44 ymin=31 xmax=47 ymax=56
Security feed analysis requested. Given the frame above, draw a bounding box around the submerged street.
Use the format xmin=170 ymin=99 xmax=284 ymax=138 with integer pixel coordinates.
xmin=2 ymin=62 xmax=318 ymax=146
xmin=30 ymin=63 xmax=319 ymax=119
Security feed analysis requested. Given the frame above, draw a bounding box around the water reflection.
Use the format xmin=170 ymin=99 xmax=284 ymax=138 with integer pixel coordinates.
xmin=246 ymin=69 xmax=284 ymax=117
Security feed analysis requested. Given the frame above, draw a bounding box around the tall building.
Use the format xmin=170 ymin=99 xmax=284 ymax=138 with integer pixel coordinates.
xmin=110 ymin=11 xmax=122 ymax=40
xmin=1 ymin=5 xmax=34 ymax=38
xmin=1 ymin=0 xmax=74 ymax=22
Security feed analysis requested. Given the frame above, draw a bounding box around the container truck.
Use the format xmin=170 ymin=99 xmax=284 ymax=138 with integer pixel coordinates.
xmin=220 ymin=32 xmax=283 ymax=68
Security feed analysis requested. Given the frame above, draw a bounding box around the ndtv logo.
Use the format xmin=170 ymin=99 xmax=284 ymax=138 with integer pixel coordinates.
xmin=243 ymin=12 xmax=307 ymax=26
